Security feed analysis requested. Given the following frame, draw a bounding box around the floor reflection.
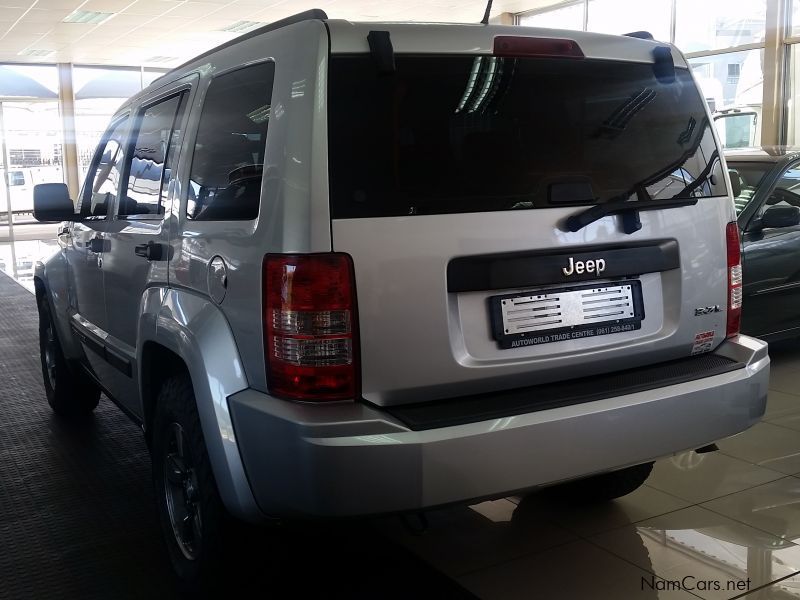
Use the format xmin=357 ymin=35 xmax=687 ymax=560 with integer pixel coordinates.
xmin=0 ymin=220 xmax=59 ymax=291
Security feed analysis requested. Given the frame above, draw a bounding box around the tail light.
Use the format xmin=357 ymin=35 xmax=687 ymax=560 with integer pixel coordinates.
xmin=726 ymin=222 xmax=742 ymax=338
xmin=263 ymin=253 xmax=358 ymax=401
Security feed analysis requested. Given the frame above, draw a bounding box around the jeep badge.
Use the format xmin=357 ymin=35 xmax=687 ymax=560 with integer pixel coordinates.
xmin=562 ymin=257 xmax=606 ymax=276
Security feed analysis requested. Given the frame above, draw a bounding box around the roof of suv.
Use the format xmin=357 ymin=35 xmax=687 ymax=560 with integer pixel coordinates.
xmin=128 ymin=8 xmax=686 ymax=115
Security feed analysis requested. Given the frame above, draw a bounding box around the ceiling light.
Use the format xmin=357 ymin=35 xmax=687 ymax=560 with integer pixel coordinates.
xmin=17 ymin=49 xmax=55 ymax=57
xmin=146 ymin=55 xmax=178 ymax=63
xmin=63 ymin=10 xmax=114 ymax=24
xmin=218 ymin=20 xmax=264 ymax=34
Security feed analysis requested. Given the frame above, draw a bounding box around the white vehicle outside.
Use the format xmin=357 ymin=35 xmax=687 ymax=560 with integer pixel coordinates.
xmin=714 ymin=106 xmax=761 ymax=149
xmin=699 ymin=49 xmax=763 ymax=149
xmin=0 ymin=167 xmax=63 ymax=215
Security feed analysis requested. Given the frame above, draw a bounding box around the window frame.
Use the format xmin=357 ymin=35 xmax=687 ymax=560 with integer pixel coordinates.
xmin=764 ymin=159 xmax=800 ymax=215
xmin=77 ymin=113 xmax=130 ymax=222
xmin=183 ymin=58 xmax=275 ymax=222
xmin=114 ymin=86 xmax=191 ymax=222
xmin=739 ymin=159 xmax=800 ymax=231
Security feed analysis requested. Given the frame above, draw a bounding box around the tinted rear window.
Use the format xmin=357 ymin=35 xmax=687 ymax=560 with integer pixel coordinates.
xmin=187 ymin=61 xmax=274 ymax=221
xmin=328 ymin=55 xmax=726 ymax=219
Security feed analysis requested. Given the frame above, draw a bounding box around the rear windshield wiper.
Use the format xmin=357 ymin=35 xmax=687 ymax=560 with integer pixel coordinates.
xmin=565 ymin=191 xmax=698 ymax=234
xmin=566 ymin=150 xmax=719 ymax=234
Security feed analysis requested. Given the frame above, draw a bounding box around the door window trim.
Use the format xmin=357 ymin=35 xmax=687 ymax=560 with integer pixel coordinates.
xmin=113 ymin=84 xmax=193 ymax=222
xmin=78 ymin=113 xmax=130 ymax=222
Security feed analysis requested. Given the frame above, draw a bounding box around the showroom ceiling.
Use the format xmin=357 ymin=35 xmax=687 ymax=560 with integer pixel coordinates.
xmin=0 ymin=0 xmax=556 ymax=67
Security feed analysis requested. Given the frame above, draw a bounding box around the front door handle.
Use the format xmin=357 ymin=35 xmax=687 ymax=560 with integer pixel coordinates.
xmin=134 ymin=241 xmax=164 ymax=261
xmin=89 ymin=236 xmax=104 ymax=253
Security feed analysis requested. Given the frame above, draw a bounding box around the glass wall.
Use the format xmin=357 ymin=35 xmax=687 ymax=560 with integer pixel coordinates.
xmin=518 ymin=2 xmax=583 ymax=30
xmin=0 ymin=64 xmax=64 ymax=287
xmin=674 ymin=0 xmax=766 ymax=53
xmin=786 ymin=45 xmax=800 ymax=145
xmin=74 ymin=66 xmax=143 ymax=181
xmin=0 ymin=63 xmax=166 ymax=289
xmin=689 ymin=50 xmax=764 ymax=111
xmin=0 ymin=64 xmax=65 ymax=210
xmin=587 ymin=0 xmax=671 ymax=42
xmin=788 ymin=2 xmax=800 ymax=145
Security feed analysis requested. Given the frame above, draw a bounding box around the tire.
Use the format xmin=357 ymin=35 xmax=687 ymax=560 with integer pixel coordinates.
xmin=541 ymin=462 xmax=654 ymax=504
xmin=151 ymin=374 xmax=228 ymax=592
xmin=38 ymin=298 xmax=100 ymax=417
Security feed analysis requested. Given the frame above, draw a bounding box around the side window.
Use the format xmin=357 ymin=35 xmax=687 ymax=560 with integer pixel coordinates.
xmin=776 ymin=165 xmax=800 ymax=194
xmin=80 ymin=117 xmax=128 ymax=218
xmin=187 ymin=61 xmax=275 ymax=221
xmin=120 ymin=93 xmax=185 ymax=218
xmin=8 ymin=171 xmax=24 ymax=186
xmin=765 ymin=162 xmax=800 ymax=213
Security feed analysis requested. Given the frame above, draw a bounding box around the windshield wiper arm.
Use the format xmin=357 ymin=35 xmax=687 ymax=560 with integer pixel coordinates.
xmin=565 ymin=187 xmax=698 ymax=234
xmin=565 ymin=150 xmax=719 ymax=234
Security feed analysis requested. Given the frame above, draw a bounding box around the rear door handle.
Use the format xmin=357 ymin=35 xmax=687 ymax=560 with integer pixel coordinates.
xmin=134 ymin=241 xmax=164 ymax=261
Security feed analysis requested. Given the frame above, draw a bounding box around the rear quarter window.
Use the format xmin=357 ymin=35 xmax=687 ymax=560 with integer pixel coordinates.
xmin=187 ymin=61 xmax=275 ymax=221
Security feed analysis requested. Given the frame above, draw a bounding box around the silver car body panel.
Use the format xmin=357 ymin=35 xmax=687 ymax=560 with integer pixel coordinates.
xmin=230 ymin=336 xmax=768 ymax=517
xmin=164 ymin=20 xmax=333 ymax=394
xmin=333 ymin=195 xmax=734 ymax=406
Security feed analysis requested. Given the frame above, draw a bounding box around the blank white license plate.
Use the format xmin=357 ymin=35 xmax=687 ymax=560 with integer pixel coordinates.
xmin=490 ymin=280 xmax=644 ymax=349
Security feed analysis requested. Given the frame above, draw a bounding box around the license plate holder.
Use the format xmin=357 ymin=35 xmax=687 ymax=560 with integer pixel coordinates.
xmin=490 ymin=280 xmax=644 ymax=349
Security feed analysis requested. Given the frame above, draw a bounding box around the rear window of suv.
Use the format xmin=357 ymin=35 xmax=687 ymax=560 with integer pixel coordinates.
xmin=328 ymin=55 xmax=726 ymax=218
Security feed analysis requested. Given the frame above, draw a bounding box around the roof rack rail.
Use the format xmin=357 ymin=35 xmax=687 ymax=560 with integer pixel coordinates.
xmin=166 ymin=9 xmax=329 ymax=75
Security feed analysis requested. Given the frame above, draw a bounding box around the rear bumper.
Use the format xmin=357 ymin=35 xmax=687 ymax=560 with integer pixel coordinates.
xmin=228 ymin=335 xmax=769 ymax=519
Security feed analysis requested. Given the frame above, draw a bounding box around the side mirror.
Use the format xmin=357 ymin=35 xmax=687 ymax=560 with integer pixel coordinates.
xmin=762 ymin=205 xmax=800 ymax=229
xmin=33 ymin=183 xmax=75 ymax=222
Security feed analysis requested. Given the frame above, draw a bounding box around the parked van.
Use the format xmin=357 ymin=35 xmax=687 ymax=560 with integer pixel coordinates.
xmin=32 ymin=10 xmax=769 ymax=588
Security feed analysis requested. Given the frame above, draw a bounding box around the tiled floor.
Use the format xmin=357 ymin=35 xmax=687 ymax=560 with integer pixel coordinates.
xmin=4 ymin=226 xmax=800 ymax=599
xmin=374 ymin=341 xmax=800 ymax=600
xmin=0 ymin=272 xmax=474 ymax=600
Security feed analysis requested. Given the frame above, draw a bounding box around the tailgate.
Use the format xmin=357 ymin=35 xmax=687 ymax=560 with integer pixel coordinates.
xmin=333 ymin=200 xmax=731 ymax=406
xmin=326 ymin=42 xmax=734 ymax=407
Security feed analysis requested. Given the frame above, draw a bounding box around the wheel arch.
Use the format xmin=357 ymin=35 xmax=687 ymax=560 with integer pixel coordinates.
xmin=139 ymin=286 xmax=263 ymax=522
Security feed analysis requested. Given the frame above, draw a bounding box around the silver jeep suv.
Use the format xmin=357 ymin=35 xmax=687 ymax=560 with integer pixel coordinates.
xmin=32 ymin=9 xmax=770 ymax=587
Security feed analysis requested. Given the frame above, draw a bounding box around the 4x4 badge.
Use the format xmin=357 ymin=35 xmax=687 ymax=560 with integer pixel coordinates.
xmin=562 ymin=257 xmax=606 ymax=276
